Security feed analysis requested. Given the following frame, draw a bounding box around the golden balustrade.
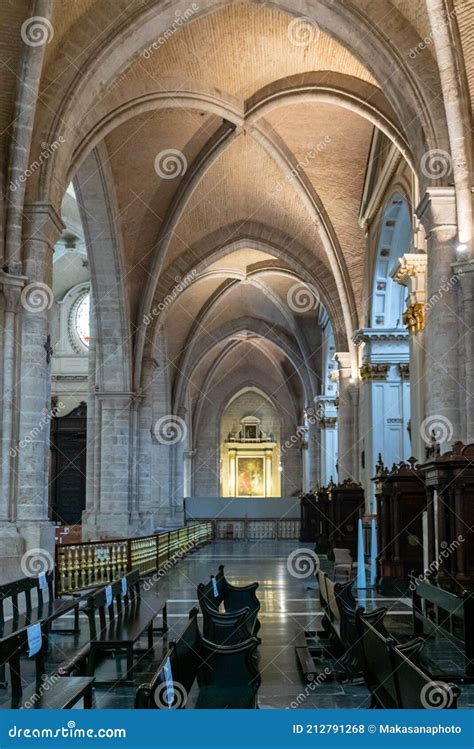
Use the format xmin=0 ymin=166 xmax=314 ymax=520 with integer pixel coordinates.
xmin=55 ymin=522 xmax=213 ymax=596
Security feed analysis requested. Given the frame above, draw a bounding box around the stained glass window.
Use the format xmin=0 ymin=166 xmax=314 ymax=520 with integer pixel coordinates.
xmin=75 ymin=292 xmax=90 ymax=348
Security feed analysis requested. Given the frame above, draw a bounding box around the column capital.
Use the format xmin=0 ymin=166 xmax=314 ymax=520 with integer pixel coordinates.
xmin=23 ymin=202 xmax=65 ymax=248
xmin=416 ymin=187 xmax=457 ymax=233
xmin=391 ymin=253 xmax=427 ymax=287
xmin=0 ymin=271 xmax=28 ymax=312
xmin=333 ymin=351 xmax=351 ymax=371
xmin=359 ymin=362 xmax=390 ymax=383
xmin=95 ymin=391 xmax=138 ymax=408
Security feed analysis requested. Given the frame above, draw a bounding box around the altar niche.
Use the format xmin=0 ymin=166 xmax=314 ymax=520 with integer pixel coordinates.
xmin=221 ymin=416 xmax=281 ymax=497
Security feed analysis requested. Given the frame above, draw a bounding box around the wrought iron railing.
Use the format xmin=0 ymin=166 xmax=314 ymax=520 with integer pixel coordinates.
xmin=55 ymin=522 xmax=213 ymax=596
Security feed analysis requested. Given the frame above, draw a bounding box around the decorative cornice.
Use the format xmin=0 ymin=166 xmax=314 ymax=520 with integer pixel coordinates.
xmin=52 ymin=375 xmax=87 ymax=382
xmin=402 ymin=302 xmax=425 ymax=334
xmin=360 ymin=362 xmax=390 ymax=383
xmin=352 ymin=328 xmax=408 ymax=345
xmin=391 ymin=253 xmax=427 ymax=286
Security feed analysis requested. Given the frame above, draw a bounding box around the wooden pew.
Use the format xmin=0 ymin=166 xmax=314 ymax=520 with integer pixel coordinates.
xmin=213 ymin=565 xmax=261 ymax=633
xmin=135 ymin=609 xmax=260 ymax=709
xmin=197 ymin=583 xmax=256 ymax=644
xmin=0 ymin=571 xmax=79 ymax=641
xmin=294 ymin=570 xmax=346 ymax=684
xmin=355 ymin=609 xmax=459 ymax=709
xmin=85 ymin=570 xmax=165 ymax=682
xmin=0 ymin=571 xmax=80 ymax=688
xmin=0 ymin=627 xmax=94 ymax=709
xmin=411 ymin=575 xmax=474 ymax=682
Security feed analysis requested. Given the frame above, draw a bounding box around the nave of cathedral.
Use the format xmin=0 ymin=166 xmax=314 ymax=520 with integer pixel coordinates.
xmin=0 ymin=0 xmax=474 ymax=713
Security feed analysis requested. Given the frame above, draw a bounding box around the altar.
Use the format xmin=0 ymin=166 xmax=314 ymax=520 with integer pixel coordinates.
xmin=220 ymin=416 xmax=281 ymax=497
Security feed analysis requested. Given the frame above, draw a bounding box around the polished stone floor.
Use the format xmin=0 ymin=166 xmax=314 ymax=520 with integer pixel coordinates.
xmin=1 ymin=540 xmax=473 ymax=709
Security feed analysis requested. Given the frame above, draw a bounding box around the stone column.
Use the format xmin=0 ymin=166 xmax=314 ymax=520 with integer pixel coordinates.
xmin=134 ymin=357 xmax=157 ymax=535
xmin=15 ymin=203 xmax=64 ymax=554
xmin=304 ymin=410 xmax=319 ymax=490
xmin=83 ymin=392 xmax=135 ymax=539
xmin=453 ymin=261 xmax=474 ymax=442
xmin=0 ymin=273 xmax=27 ymax=560
xmin=352 ymin=328 xmax=410 ymax=510
xmin=314 ymin=396 xmax=337 ymax=486
xmin=334 ymin=352 xmax=358 ymax=481
xmin=416 ymin=188 xmax=460 ymax=451
xmin=85 ymin=291 xmax=100 ymax=520
xmin=170 ymin=406 xmax=187 ymax=525
xmin=392 ymin=253 xmax=428 ymax=461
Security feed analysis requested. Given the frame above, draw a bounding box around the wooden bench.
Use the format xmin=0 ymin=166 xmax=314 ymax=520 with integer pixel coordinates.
xmin=296 ymin=570 xmax=387 ymax=684
xmin=85 ymin=570 xmax=166 ymax=682
xmin=355 ymin=608 xmax=460 ymax=709
xmin=135 ymin=608 xmax=260 ymax=709
xmin=0 ymin=571 xmax=79 ymax=688
xmin=411 ymin=575 xmax=474 ymax=682
xmin=213 ymin=565 xmax=261 ymax=634
xmin=197 ymin=583 xmax=256 ymax=644
xmin=0 ymin=571 xmax=79 ymax=641
xmin=0 ymin=626 xmax=94 ymax=709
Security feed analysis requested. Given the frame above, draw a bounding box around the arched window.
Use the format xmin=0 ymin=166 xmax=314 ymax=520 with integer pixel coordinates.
xmin=74 ymin=292 xmax=90 ymax=348
xmin=371 ymin=195 xmax=411 ymax=329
